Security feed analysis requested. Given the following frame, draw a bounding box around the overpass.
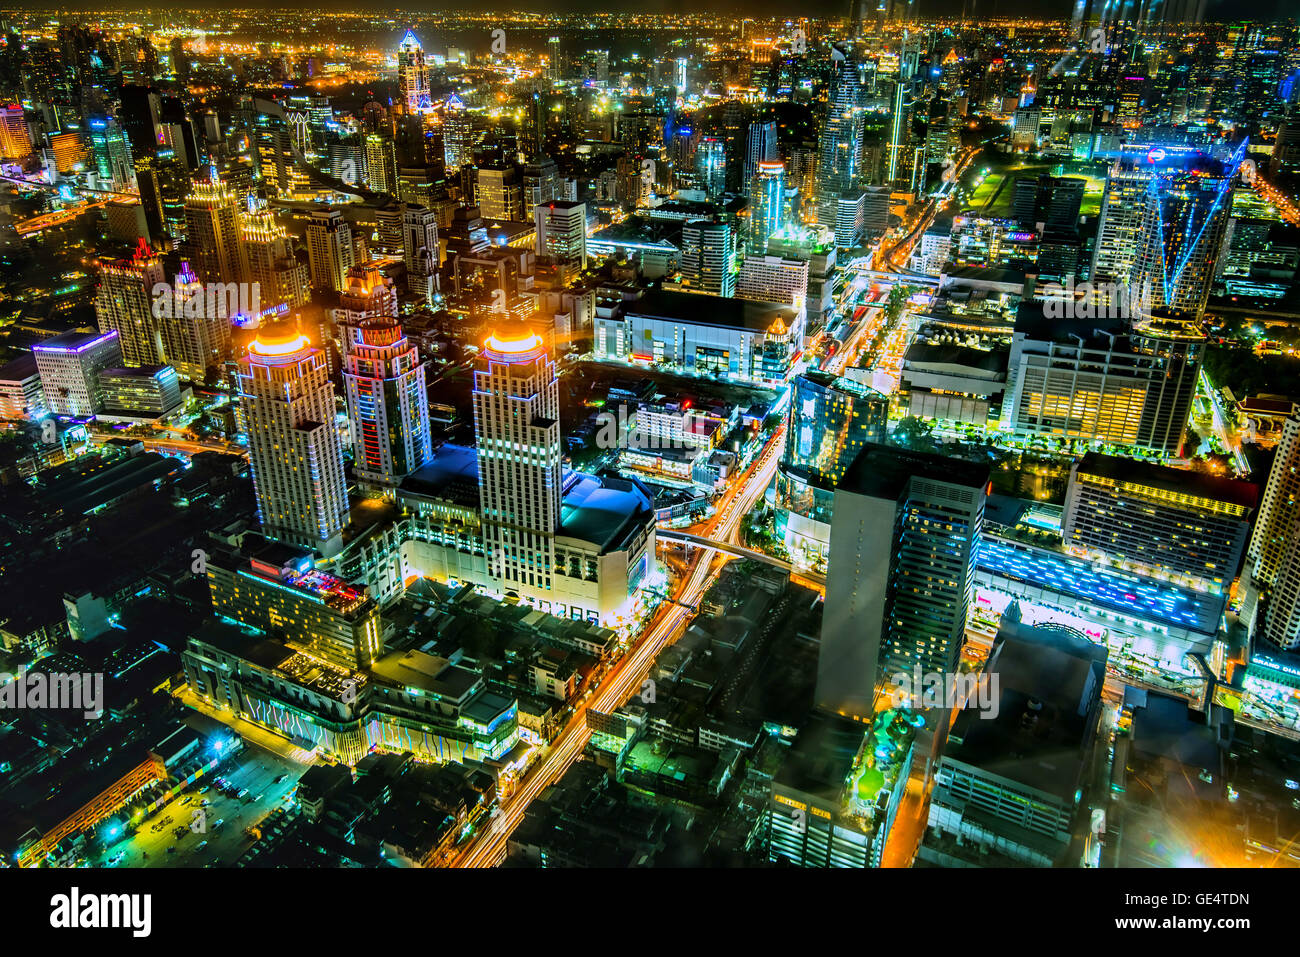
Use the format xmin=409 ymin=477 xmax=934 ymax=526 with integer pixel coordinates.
xmin=657 ymin=528 xmax=826 ymax=588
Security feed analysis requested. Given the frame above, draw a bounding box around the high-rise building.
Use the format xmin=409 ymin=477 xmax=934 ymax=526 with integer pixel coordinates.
xmin=1004 ymin=307 xmax=1206 ymax=457
xmin=342 ymin=317 xmax=433 ymax=487
xmin=33 ymin=330 xmax=125 ymax=417
xmin=158 ymin=262 xmax=233 ymax=382
xmin=306 ymin=207 xmax=356 ymax=292
xmin=1247 ymin=415 xmax=1300 ymax=592
xmin=334 ymin=263 xmax=398 ymax=326
xmin=94 ymin=238 xmax=168 ymax=369
xmin=815 ymin=46 xmax=866 ymax=236
xmin=0 ymin=104 xmax=31 ymax=161
xmin=397 ymin=29 xmax=429 ymax=113
xmin=364 ymin=132 xmax=397 ymax=194
xmin=1012 ymin=175 xmax=1085 ymax=229
xmin=696 ymin=137 xmax=726 ymax=201
xmin=747 ymin=161 xmax=785 ymax=256
xmin=820 ymin=444 xmax=989 ymax=722
xmin=679 ymin=220 xmax=735 ymax=297
xmin=1062 ymin=452 xmax=1258 ymax=595
xmin=473 ymin=328 xmax=563 ymax=599
xmin=743 ymin=120 xmax=777 ymax=185
xmin=87 ymin=115 xmax=135 ymax=191
xmin=237 ymin=319 xmax=350 ymax=556
xmin=524 ymin=156 xmax=560 ymax=207
xmin=775 ymin=371 xmax=889 ymax=568
xmin=476 ymin=165 xmax=524 ymax=222
xmin=402 ymin=203 xmax=440 ymax=305
xmin=241 ymin=202 xmax=310 ymax=314
xmin=534 ymin=201 xmax=587 ymax=271
xmin=441 ymin=96 xmax=475 ymax=169
xmin=183 ymin=166 xmax=249 ymax=284
xmin=1130 ymin=148 xmax=1237 ymax=318
xmin=736 ymin=254 xmax=809 ymax=307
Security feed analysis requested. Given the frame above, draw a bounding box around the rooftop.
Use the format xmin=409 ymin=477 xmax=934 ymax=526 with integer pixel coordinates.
xmin=625 ymin=290 xmax=799 ymax=333
xmin=838 ymin=441 xmax=990 ymax=500
xmin=1073 ymin=452 xmax=1259 ymax=512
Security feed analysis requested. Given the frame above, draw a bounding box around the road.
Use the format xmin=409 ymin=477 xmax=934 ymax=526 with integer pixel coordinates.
xmin=89 ymin=431 xmax=246 ymax=459
xmin=450 ymin=428 xmax=786 ymax=867
xmin=1197 ymin=368 xmax=1250 ymax=477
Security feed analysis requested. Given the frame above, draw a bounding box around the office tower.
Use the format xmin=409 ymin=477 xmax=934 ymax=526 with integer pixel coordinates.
xmin=94 ymin=239 xmax=168 ymax=368
xmin=820 ymin=444 xmax=988 ymax=721
xmin=364 ymin=132 xmax=397 ymax=194
xmin=1004 ymin=307 xmax=1206 ymax=457
xmin=768 ymin=225 xmax=837 ymax=324
xmin=949 ymin=215 xmax=1039 ymax=270
xmin=238 ymin=319 xmax=349 ymax=557
xmin=0 ymin=104 xmax=31 ymax=161
xmin=679 ymin=220 xmax=735 ymax=297
xmin=737 ymin=254 xmax=809 ymax=307
xmin=87 ymin=116 xmax=135 ymax=191
xmin=99 ymin=366 xmax=183 ymax=418
xmin=835 ymin=191 xmax=867 ymax=249
xmin=476 ymin=165 xmax=523 ymax=222
xmin=1062 ymin=452 xmax=1258 ymax=595
xmin=815 ymin=46 xmax=865 ymax=237
xmin=1247 ymin=416 xmax=1300 ymax=592
xmin=32 ymin=331 xmax=125 ymax=417
xmin=397 ymin=29 xmax=429 ymax=112
xmin=0 ymin=356 xmax=46 ymax=421
xmin=548 ymin=37 xmax=563 ymax=81
xmin=748 ymin=161 xmax=785 ymax=256
xmin=442 ymin=96 xmax=475 ymax=169
xmin=885 ymin=37 xmax=909 ymax=187
xmin=534 ymin=201 xmax=587 ymax=271
xmin=743 ymin=120 xmax=777 ymax=185
xmin=1092 ymin=155 xmax=1155 ymax=287
xmin=524 ymin=156 xmax=560 ymax=207
xmin=925 ymin=617 xmax=1107 ymax=867
xmin=158 ymin=262 xmax=232 ymax=382
xmin=206 ymin=537 xmax=382 ymax=670
xmin=341 ymin=317 xmax=433 ymax=487
xmin=306 ymin=207 xmax=356 ymax=292
xmin=402 ymin=203 xmax=440 ymax=305
xmin=473 ymin=327 xmax=563 ymax=598
xmin=775 ymin=370 xmax=889 ymax=567
xmin=183 ymin=167 xmax=249 ymax=284
xmin=1130 ymin=149 xmax=1236 ymax=318
xmin=696 ymin=137 xmax=726 ymax=201
xmin=1012 ymin=175 xmax=1085 ymax=228
xmin=241 ymin=203 xmax=310 ymax=314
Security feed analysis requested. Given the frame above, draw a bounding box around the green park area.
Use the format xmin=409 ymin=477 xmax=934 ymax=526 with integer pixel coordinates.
xmin=961 ymin=152 xmax=1107 ymax=219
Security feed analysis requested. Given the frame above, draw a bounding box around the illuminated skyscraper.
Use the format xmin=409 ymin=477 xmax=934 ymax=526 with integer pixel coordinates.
xmin=748 ymin=161 xmax=785 ymax=255
xmin=815 ymin=46 xmax=866 ymax=238
xmin=473 ymin=328 xmax=563 ymax=599
xmin=1248 ymin=415 xmax=1300 ymax=593
xmin=238 ymin=319 xmax=349 ymax=557
xmin=1129 ymin=146 xmax=1239 ymax=318
xmin=696 ymin=137 xmax=726 ymax=201
xmin=442 ymin=96 xmax=475 ymax=169
xmin=306 ymin=207 xmax=356 ymax=292
xmin=775 ymin=371 xmax=889 ymax=567
xmin=402 ymin=204 xmax=440 ymax=305
xmin=183 ymin=166 xmax=250 ymax=284
xmin=680 ymin=220 xmax=735 ymax=297
xmin=397 ymin=29 xmax=429 ymax=112
xmin=94 ymin=238 xmax=168 ymax=368
xmin=33 ymin=331 xmax=124 ymax=417
xmin=535 ymin=200 xmax=588 ymax=271
xmin=743 ymin=120 xmax=777 ymax=185
xmin=87 ymin=115 xmax=135 ymax=191
xmin=820 ymin=445 xmax=988 ymax=722
xmin=342 ymin=317 xmax=433 ymax=487
xmin=241 ymin=202 xmax=310 ymax=314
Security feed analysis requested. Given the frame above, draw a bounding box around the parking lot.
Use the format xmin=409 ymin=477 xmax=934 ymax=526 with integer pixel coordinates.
xmin=93 ymin=742 xmax=306 ymax=868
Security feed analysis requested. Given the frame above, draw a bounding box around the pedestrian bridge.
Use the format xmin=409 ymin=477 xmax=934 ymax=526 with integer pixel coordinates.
xmin=656 ymin=528 xmax=826 ymax=589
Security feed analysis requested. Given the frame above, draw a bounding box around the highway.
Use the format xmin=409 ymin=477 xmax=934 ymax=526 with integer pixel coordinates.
xmin=450 ymin=427 xmax=786 ymax=867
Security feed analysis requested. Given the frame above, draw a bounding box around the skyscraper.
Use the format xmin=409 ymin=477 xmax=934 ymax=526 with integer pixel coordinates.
xmin=820 ymin=444 xmax=988 ymax=722
xmin=743 ymin=120 xmax=777 ymax=185
xmin=342 ymin=317 xmax=433 ymax=487
xmin=241 ymin=202 xmax=310 ymax=314
xmin=815 ymin=46 xmax=866 ymax=238
xmin=1247 ymin=415 xmax=1300 ymax=592
xmin=402 ymin=204 xmax=440 ymax=305
xmin=748 ymin=161 xmax=785 ymax=256
xmin=238 ymin=319 xmax=349 ymax=557
xmin=306 ymin=207 xmax=356 ymax=292
xmin=473 ymin=327 xmax=563 ymax=599
xmin=183 ymin=166 xmax=249 ymax=284
xmin=679 ymin=220 xmax=735 ymax=297
xmin=33 ymin=331 xmax=125 ymax=417
xmin=696 ymin=137 xmax=726 ymax=201
xmin=397 ymin=29 xmax=429 ymax=112
xmin=535 ymin=201 xmax=588 ymax=271
xmin=94 ymin=238 xmax=168 ymax=368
